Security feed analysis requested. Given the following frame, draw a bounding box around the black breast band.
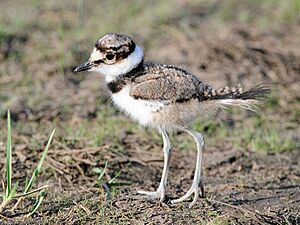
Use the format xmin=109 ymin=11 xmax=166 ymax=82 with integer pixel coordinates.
xmin=106 ymin=60 xmax=145 ymax=93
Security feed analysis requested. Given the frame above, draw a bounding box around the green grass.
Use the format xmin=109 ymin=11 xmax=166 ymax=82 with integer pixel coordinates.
xmin=0 ymin=0 xmax=298 ymax=121
xmin=229 ymin=121 xmax=299 ymax=153
xmin=58 ymin=108 xmax=138 ymax=147
xmin=60 ymin=100 xmax=298 ymax=155
xmin=92 ymin=161 xmax=129 ymax=203
xmin=250 ymin=130 xmax=299 ymax=153
xmin=1 ymin=0 xmax=298 ymax=43
xmin=190 ymin=109 xmax=299 ymax=153
xmin=0 ymin=111 xmax=55 ymax=216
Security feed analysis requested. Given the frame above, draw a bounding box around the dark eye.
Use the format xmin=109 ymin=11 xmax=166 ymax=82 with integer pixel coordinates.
xmin=106 ymin=54 xmax=115 ymax=60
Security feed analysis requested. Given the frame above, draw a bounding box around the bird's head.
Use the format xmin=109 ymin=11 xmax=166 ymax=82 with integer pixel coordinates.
xmin=74 ymin=33 xmax=144 ymax=82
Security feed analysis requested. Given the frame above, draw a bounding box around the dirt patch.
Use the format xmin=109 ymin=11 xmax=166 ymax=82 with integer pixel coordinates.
xmin=0 ymin=127 xmax=299 ymax=224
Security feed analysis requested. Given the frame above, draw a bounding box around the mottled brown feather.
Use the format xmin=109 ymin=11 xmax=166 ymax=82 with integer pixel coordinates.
xmin=129 ymin=62 xmax=213 ymax=103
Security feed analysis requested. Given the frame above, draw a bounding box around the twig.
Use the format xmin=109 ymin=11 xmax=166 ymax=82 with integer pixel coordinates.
xmin=207 ymin=198 xmax=272 ymax=224
xmin=72 ymin=208 xmax=100 ymax=223
xmin=73 ymin=162 xmax=85 ymax=177
xmin=0 ymin=212 xmax=10 ymax=219
xmin=0 ymin=75 xmax=21 ymax=84
xmin=206 ymin=214 xmax=229 ymax=225
xmin=114 ymin=157 xmax=147 ymax=166
xmin=207 ymin=198 xmax=257 ymax=216
xmin=50 ymin=147 xmax=101 ymax=155
xmin=53 ymin=139 xmax=72 ymax=151
xmin=283 ymin=215 xmax=292 ymax=225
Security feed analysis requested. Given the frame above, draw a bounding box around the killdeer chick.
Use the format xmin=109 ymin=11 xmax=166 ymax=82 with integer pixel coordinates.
xmin=74 ymin=33 xmax=269 ymax=208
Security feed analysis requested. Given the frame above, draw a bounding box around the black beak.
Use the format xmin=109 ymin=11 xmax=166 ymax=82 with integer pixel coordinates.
xmin=74 ymin=61 xmax=94 ymax=73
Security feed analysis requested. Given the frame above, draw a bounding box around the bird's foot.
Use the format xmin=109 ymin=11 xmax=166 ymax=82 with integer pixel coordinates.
xmin=171 ymin=182 xmax=204 ymax=208
xmin=137 ymin=186 xmax=166 ymax=202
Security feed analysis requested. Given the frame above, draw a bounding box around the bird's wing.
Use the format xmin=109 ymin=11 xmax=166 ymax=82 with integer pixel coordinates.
xmin=129 ymin=72 xmax=212 ymax=103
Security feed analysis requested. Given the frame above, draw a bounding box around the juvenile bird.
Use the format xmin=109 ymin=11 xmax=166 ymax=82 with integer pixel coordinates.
xmin=74 ymin=33 xmax=269 ymax=208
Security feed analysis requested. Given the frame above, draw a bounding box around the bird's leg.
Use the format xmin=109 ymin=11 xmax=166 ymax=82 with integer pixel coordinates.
xmin=138 ymin=129 xmax=171 ymax=202
xmin=171 ymin=129 xmax=204 ymax=208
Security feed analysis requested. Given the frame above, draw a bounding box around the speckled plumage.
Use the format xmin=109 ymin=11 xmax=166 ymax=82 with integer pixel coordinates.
xmin=95 ymin=33 xmax=134 ymax=50
xmin=130 ymin=62 xmax=213 ymax=103
xmin=74 ymin=33 xmax=270 ymax=208
xmin=107 ymin=60 xmax=268 ymax=107
xmin=94 ymin=33 xmax=136 ymax=62
xmin=107 ymin=61 xmax=213 ymax=103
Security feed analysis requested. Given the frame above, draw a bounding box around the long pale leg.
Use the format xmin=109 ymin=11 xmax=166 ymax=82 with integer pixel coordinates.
xmin=171 ymin=129 xmax=204 ymax=208
xmin=138 ymin=129 xmax=171 ymax=202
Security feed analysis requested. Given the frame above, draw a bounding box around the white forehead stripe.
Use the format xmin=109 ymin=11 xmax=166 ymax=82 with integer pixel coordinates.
xmin=90 ymin=48 xmax=104 ymax=61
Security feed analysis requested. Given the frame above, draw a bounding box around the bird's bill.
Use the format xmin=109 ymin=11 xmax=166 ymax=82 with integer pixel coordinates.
xmin=74 ymin=61 xmax=94 ymax=72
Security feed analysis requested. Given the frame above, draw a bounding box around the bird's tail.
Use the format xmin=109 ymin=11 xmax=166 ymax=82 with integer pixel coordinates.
xmin=209 ymin=85 xmax=270 ymax=111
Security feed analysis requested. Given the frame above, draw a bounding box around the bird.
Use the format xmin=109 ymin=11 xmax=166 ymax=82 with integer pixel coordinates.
xmin=74 ymin=33 xmax=269 ymax=208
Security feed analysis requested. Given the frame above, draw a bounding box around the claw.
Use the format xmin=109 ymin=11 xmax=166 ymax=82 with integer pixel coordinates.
xmin=199 ymin=183 xmax=205 ymax=198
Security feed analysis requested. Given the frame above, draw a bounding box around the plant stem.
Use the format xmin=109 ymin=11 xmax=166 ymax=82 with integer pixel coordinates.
xmin=0 ymin=199 xmax=8 ymax=213
xmin=10 ymin=198 xmax=21 ymax=212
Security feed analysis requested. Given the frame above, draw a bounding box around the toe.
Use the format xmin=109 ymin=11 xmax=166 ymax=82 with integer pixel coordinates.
xmin=137 ymin=190 xmax=154 ymax=195
xmin=171 ymin=185 xmax=202 ymax=206
xmin=137 ymin=189 xmax=166 ymax=200
xmin=189 ymin=190 xmax=199 ymax=208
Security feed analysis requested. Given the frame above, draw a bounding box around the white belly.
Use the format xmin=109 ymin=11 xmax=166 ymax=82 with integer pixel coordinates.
xmin=112 ymin=85 xmax=164 ymax=126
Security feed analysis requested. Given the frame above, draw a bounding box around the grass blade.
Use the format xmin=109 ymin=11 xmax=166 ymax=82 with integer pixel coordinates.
xmin=96 ymin=161 xmax=108 ymax=186
xmin=108 ymin=171 xmax=121 ymax=184
xmin=13 ymin=185 xmax=49 ymax=198
xmin=8 ymin=181 xmax=18 ymax=200
xmin=24 ymin=129 xmax=55 ymax=193
xmin=5 ymin=110 xmax=12 ymax=198
xmin=26 ymin=190 xmax=46 ymax=217
xmin=11 ymin=129 xmax=54 ymax=212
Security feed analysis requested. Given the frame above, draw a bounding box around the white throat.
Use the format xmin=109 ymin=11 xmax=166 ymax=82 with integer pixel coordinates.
xmin=92 ymin=45 xmax=144 ymax=83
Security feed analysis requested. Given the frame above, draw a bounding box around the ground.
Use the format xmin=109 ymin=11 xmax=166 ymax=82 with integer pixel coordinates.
xmin=0 ymin=0 xmax=299 ymax=224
